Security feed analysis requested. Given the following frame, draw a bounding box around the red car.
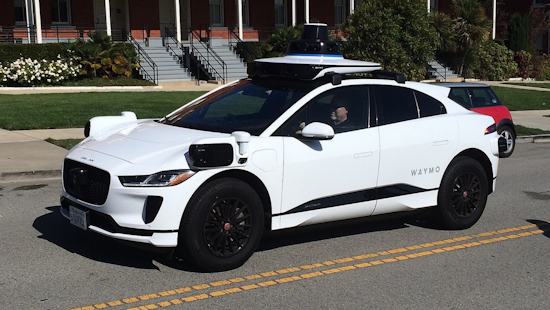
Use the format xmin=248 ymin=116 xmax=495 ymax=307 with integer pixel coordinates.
xmin=436 ymin=83 xmax=516 ymax=158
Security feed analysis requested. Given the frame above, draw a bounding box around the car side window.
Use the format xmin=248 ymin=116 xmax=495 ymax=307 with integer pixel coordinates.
xmin=375 ymin=86 xmax=418 ymax=125
xmin=414 ymin=91 xmax=447 ymax=117
xmin=273 ymin=86 xmax=369 ymax=136
xmin=468 ymin=88 xmax=501 ymax=108
xmin=448 ymin=88 xmax=472 ymax=109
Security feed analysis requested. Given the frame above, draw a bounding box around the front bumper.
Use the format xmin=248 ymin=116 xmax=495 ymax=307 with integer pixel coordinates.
xmin=60 ymin=196 xmax=179 ymax=247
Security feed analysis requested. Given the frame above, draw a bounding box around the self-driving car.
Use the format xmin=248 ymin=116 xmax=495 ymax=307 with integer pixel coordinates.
xmin=60 ymin=24 xmax=507 ymax=271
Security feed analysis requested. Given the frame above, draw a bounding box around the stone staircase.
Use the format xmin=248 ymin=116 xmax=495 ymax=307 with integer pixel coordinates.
xmin=140 ymin=41 xmax=194 ymax=83
xmin=181 ymin=42 xmax=248 ymax=82
xmin=138 ymin=37 xmax=247 ymax=84
xmin=426 ymin=60 xmax=460 ymax=81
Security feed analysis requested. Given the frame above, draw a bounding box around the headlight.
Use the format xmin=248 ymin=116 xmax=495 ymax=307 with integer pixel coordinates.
xmin=119 ymin=170 xmax=195 ymax=187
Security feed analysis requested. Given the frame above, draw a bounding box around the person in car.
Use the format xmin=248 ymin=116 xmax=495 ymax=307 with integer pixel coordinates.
xmin=329 ymin=96 xmax=351 ymax=132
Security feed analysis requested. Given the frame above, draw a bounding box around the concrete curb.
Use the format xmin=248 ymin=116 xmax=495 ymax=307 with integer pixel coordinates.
xmin=516 ymin=134 xmax=550 ymax=143
xmin=0 ymin=169 xmax=61 ymax=183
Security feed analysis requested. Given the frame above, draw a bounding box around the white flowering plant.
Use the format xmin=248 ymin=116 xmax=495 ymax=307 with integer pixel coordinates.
xmin=0 ymin=54 xmax=82 ymax=86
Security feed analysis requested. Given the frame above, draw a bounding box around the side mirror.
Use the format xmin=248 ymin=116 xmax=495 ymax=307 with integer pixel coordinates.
xmin=301 ymin=122 xmax=334 ymax=140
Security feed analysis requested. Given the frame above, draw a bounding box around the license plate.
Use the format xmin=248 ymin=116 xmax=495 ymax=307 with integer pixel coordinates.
xmin=69 ymin=206 xmax=89 ymax=230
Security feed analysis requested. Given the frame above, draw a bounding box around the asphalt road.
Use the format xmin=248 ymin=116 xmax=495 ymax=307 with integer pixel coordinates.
xmin=0 ymin=143 xmax=549 ymax=310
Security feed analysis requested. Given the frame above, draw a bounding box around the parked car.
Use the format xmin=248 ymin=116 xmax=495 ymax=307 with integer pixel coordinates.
xmin=60 ymin=24 xmax=506 ymax=272
xmin=434 ymin=83 xmax=516 ymax=158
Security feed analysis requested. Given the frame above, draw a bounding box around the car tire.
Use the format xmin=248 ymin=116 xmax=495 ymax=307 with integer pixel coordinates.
xmin=498 ymin=125 xmax=515 ymax=158
xmin=178 ymin=178 xmax=264 ymax=272
xmin=436 ymin=157 xmax=488 ymax=230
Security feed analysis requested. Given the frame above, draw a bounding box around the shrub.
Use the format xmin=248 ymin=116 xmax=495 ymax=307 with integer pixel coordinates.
xmin=1 ymin=56 xmax=81 ymax=86
xmin=474 ymin=40 xmax=517 ymax=81
xmin=514 ymin=50 xmax=532 ymax=79
xmin=0 ymin=43 xmax=70 ymax=63
xmin=532 ymin=54 xmax=550 ymax=80
xmin=68 ymin=31 xmax=139 ymax=79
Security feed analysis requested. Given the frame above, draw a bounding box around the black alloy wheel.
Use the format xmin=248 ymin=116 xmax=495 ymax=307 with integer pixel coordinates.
xmin=203 ymin=197 xmax=253 ymax=258
xmin=450 ymin=172 xmax=482 ymax=218
xmin=437 ymin=157 xmax=488 ymax=230
xmin=178 ymin=178 xmax=264 ymax=272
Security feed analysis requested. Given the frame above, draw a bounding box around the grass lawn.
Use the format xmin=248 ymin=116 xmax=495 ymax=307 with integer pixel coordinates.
xmin=503 ymin=83 xmax=550 ymax=89
xmin=0 ymin=91 xmax=206 ymax=130
xmin=492 ymin=86 xmax=550 ymax=111
xmin=0 ymin=87 xmax=549 ymax=130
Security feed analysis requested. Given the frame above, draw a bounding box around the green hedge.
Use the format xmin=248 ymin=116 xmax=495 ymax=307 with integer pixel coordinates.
xmin=0 ymin=43 xmax=70 ymax=63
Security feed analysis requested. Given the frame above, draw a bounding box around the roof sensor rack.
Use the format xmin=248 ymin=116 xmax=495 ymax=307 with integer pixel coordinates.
xmin=251 ymin=23 xmax=407 ymax=83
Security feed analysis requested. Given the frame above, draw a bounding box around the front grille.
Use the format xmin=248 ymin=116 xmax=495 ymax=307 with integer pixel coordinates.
xmin=63 ymin=159 xmax=110 ymax=205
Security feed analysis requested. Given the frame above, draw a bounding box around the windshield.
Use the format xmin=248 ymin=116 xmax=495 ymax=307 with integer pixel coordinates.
xmin=161 ymin=79 xmax=310 ymax=136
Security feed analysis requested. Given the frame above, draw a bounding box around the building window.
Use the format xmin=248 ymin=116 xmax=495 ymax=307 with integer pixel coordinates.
xmin=51 ymin=0 xmax=70 ymax=24
xmin=210 ymin=0 xmax=224 ymax=26
xmin=430 ymin=0 xmax=438 ymax=11
xmin=235 ymin=0 xmax=249 ymax=27
xmin=275 ymin=0 xmax=286 ymax=26
xmin=335 ymin=0 xmax=345 ymax=25
xmin=14 ymin=0 xmax=26 ymax=23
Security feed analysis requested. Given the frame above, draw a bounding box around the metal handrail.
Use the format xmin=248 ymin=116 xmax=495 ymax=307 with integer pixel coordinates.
xmin=428 ymin=60 xmax=448 ymax=82
xmin=227 ymin=27 xmax=254 ymax=63
xmin=0 ymin=26 xmax=128 ymax=43
xmin=188 ymin=29 xmax=227 ymax=83
xmin=128 ymin=34 xmax=158 ymax=84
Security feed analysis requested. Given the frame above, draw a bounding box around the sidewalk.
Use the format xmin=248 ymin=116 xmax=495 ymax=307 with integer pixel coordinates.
xmin=1 ymin=82 xmax=549 ymax=183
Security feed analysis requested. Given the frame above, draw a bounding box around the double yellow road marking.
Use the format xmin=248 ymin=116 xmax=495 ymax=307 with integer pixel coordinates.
xmin=70 ymin=223 xmax=549 ymax=310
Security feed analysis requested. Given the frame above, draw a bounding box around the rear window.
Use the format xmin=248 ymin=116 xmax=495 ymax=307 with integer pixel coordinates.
xmin=468 ymin=87 xmax=502 ymax=108
xmin=448 ymin=87 xmax=502 ymax=109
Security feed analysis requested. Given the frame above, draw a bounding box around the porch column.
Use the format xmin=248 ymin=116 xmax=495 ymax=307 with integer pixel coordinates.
xmin=238 ymin=0 xmax=243 ymax=39
xmin=492 ymin=0 xmax=496 ymax=40
xmin=427 ymin=0 xmax=430 ymax=12
xmin=305 ymin=0 xmax=309 ymax=23
xmin=105 ymin=0 xmax=112 ymax=36
xmin=33 ymin=0 xmax=42 ymax=43
xmin=175 ymin=0 xmax=182 ymax=42
xmin=25 ymin=0 xmax=35 ymax=43
xmin=350 ymin=0 xmax=354 ymax=15
xmin=292 ymin=0 xmax=296 ymax=26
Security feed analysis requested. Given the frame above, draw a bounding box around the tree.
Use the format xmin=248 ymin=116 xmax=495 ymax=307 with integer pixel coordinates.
xmin=266 ymin=25 xmax=302 ymax=57
xmin=508 ymin=13 xmax=529 ymax=53
xmin=431 ymin=11 xmax=456 ymax=52
xmin=452 ymin=0 xmax=492 ymax=76
xmin=339 ymin=0 xmax=437 ymax=81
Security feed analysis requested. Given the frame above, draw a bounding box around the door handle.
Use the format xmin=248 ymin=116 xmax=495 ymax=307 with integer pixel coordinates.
xmin=354 ymin=152 xmax=373 ymax=158
xmin=433 ymin=140 xmax=449 ymax=146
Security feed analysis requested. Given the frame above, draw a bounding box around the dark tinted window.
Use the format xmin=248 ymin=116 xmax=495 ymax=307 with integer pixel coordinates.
xmin=376 ymin=86 xmax=418 ymax=125
xmin=274 ymin=86 xmax=369 ymax=136
xmin=468 ymin=87 xmax=501 ymax=108
xmin=415 ymin=91 xmax=447 ymax=117
xmin=449 ymin=88 xmax=471 ymax=108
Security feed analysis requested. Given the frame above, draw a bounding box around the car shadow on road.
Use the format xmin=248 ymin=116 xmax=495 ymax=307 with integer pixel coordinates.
xmin=32 ymin=206 xmax=437 ymax=272
xmin=257 ymin=210 xmax=436 ymax=251
xmin=527 ymin=219 xmax=550 ymax=239
xmin=32 ymin=206 xmax=194 ymax=271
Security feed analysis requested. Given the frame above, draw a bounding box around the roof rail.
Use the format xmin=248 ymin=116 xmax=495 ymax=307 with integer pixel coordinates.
xmin=371 ymin=70 xmax=406 ymax=84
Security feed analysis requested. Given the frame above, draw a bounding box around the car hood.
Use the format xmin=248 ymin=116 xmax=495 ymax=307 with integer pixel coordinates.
xmin=76 ymin=121 xmax=226 ymax=165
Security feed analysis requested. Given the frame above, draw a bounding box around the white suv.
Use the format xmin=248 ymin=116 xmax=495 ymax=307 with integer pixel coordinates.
xmin=60 ymin=24 xmax=505 ymax=271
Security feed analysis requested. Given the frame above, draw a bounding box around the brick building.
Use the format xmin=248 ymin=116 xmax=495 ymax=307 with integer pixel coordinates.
xmin=0 ymin=0 xmax=547 ymax=52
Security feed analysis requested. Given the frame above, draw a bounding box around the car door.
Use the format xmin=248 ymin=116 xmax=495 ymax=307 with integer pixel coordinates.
xmin=374 ymin=85 xmax=458 ymax=215
xmin=272 ymin=85 xmax=380 ymax=229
